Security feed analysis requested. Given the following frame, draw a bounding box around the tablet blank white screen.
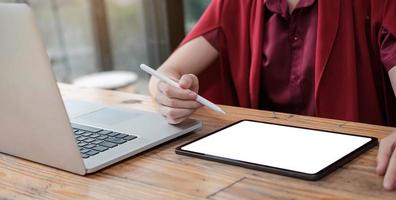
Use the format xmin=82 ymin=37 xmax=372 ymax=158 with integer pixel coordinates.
xmin=181 ymin=121 xmax=372 ymax=174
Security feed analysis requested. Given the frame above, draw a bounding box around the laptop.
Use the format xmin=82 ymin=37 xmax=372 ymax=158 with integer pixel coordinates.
xmin=0 ymin=3 xmax=202 ymax=175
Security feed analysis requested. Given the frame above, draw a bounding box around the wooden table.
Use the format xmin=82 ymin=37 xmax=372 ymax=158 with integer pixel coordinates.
xmin=0 ymin=84 xmax=395 ymax=200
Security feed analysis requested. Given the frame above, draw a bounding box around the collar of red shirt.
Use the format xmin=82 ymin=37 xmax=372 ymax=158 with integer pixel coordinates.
xmin=266 ymin=0 xmax=316 ymax=17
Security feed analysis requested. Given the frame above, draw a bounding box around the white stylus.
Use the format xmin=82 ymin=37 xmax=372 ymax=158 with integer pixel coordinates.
xmin=140 ymin=64 xmax=226 ymax=114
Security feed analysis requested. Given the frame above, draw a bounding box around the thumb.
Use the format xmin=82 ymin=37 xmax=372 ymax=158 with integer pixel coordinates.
xmin=179 ymin=74 xmax=199 ymax=92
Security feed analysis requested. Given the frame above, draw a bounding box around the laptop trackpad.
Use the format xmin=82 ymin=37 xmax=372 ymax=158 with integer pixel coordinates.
xmin=75 ymin=108 xmax=142 ymax=126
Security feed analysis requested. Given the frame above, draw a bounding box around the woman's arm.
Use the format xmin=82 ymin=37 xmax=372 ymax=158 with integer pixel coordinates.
xmin=377 ymin=131 xmax=396 ymax=191
xmin=149 ymin=36 xmax=218 ymax=97
xmin=149 ymin=36 xmax=219 ymax=124
xmin=389 ymin=67 xmax=396 ymax=96
xmin=376 ymin=67 xmax=396 ymax=191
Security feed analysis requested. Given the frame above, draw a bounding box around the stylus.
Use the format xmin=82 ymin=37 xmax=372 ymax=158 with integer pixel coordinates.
xmin=140 ymin=64 xmax=226 ymax=114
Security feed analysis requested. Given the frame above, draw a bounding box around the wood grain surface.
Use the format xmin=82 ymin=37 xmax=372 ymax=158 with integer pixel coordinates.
xmin=0 ymin=83 xmax=395 ymax=200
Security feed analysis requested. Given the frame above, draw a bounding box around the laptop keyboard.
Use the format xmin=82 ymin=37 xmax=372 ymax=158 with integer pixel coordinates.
xmin=71 ymin=123 xmax=137 ymax=159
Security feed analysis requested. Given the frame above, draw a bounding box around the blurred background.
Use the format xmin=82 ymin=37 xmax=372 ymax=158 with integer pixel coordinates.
xmin=0 ymin=0 xmax=210 ymax=93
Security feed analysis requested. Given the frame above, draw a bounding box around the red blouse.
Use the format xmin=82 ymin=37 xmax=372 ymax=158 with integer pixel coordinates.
xmin=260 ymin=0 xmax=317 ymax=115
xmin=184 ymin=0 xmax=396 ymax=125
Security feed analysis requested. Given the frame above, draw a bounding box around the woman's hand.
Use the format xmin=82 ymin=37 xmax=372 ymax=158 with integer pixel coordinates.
xmin=148 ymin=37 xmax=219 ymax=124
xmin=377 ymin=132 xmax=396 ymax=190
xmin=154 ymin=74 xmax=202 ymax=124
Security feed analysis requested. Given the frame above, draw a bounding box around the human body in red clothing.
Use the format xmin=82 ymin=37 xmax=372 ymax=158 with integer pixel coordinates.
xmin=149 ymin=0 xmax=396 ymax=190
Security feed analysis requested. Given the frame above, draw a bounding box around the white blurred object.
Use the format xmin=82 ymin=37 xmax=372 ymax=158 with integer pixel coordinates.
xmin=72 ymin=71 xmax=138 ymax=90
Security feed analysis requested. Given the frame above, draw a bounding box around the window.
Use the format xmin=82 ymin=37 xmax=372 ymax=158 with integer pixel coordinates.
xmin=105 ymin=0 xmax=149 ymax=75
xmin=183 ymin=0 xmax=210 ymax=32
xmin=0 ymin=0 xmax=211 ymax=93
xmin=1 ymin=0 xmax=98 ymax=82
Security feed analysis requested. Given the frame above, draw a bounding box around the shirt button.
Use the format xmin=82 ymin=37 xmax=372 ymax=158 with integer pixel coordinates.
xmin=291 ymin=74 xmax=297 ymax=82
xmin=293 ymin=36 xmax=299 ymax=41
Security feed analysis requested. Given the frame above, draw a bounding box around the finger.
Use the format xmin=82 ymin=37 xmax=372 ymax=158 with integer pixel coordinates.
xmin=384 ymin=148 xmax=396 ymax=190
xmin=158 ymin=82 xmax=197 ymax=100
xmin=158 ymin=106 xmax=195 ymax=122
xmin=156 ymin=93 xmax=202 ymax=109
xmin=377 ymin=134 xmax=396 ymax=175
xmin=179 ymin=74 xmax=199 ymax=92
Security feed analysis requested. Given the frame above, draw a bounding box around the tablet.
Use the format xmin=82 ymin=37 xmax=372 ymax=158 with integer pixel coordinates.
xmin=176 ymin=120 xmax=378 ymax=180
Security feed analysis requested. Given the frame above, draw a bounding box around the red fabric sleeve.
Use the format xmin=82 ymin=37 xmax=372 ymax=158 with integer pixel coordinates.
xmin=180 ymin=0 xmax=224 ymax=46
xmin=374 ymin=0 xmax=396 ymax=72
xmin=202 ymin=29 xmax=221 ymax=51
xmin=380 ymin=28 xmax=396 ymax=71
xmin=177 ymin=0 xmax=239 ymax=105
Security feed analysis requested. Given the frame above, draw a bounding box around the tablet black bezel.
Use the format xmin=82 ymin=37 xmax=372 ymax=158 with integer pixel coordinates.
xmin=175 ymin=120 xmax=378 ymax=181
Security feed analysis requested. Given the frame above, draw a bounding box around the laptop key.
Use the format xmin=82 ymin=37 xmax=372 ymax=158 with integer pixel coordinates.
xmin=100 ymin=141 xmax=117 ymax=148
xmin=115 ymin=133 xmax=128 ymax=139
xmin=82 ymin=154 xmax=90 ymax=159
xmin=80 ymin=148 xmax=90 ymax=154
xmin=84 ymin=144 xmax=96 ymax=149
xmin=124 ymin=135 xmax=137 ymax=141
xmin=84 ymin=138 xmax=96 ymax=143
xmin=78 ymin=142 xmax=88 ymax=147
xmin=92 ymin=145 xmax=108 ymax=152
xmin=105 ymin=137 xmax=126 ymax=144
xmin=107 ymin=132 xmax=119 ymax=137
xmin=97 ymin=135 xmax=108 ymax=140
xmin=98 ymin=130 xmax=112 ymax=135
xmin=92 ymin=139 xmax=103 ymax=145
xmin=77 ymin=136 xmax=88 ymax=141
xmin=90 ymin=133 xmax=100 ymax=138
xmin=71 ymin=123 xmax=102 ymax=133
xmin=75 ymin=130 xmax=85 ymax=135
xmin=82 ymin=132 xmax=93 ymax=137
xmin=86 ymin=150 xmax=99 ymax=156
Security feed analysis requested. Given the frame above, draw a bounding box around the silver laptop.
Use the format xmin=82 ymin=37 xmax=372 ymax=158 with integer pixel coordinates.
xmin=0 ymin=3 xmax=201 ymax=175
